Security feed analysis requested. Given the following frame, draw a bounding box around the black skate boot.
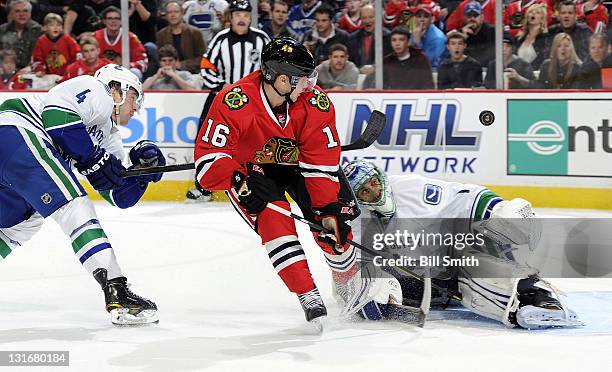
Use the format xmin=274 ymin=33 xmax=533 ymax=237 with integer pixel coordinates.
xmin=94 ymin=268 xmax=159 ymax=326
xmin=297 ymin=286 xmax=327 ymax=332
xmin=512 ymin=276 xmax=582 ymax=329
xmin=185 ymin=182 xmax=212 ymax=202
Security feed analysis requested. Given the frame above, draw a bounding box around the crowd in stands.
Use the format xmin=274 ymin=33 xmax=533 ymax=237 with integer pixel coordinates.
xmin=2 ymin=0 xmax=612 ymax=91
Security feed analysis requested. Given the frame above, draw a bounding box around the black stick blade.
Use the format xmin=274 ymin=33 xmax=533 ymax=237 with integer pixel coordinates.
xmin=340 ymin=110 xmax=386 ymax=151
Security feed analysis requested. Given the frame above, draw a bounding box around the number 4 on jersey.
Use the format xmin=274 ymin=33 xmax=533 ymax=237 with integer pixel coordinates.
xmin=202 ymin=118 xmax=230 ymax=147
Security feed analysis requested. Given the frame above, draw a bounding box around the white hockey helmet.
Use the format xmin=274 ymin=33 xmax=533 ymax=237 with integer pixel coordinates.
xmin=343 ymin=160 xmax=396 ymax=217
xmin=95 ymin=64 xmax=143 ymax=109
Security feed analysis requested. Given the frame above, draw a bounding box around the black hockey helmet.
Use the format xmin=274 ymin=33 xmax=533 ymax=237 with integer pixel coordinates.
xmin=261 ymin=37 xmax=317 ymax=89
xmin=229 ymin=0 xmax=252 ymax=13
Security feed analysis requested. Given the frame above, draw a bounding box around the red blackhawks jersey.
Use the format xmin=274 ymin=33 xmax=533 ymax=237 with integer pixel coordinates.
xmin=31 ymin=34 xmax=81 ymax=76
xmin=194 ymin=70 xmax=342 ymax=209
xmin=93 ymin=29 xmax=148 ymax=73
xmin=60 ymin=58 xmax=113 ymax=82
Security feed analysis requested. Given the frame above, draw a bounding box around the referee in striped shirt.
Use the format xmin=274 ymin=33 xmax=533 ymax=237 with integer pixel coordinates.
xmin=187 ymin=0 xmax=271 ymax=201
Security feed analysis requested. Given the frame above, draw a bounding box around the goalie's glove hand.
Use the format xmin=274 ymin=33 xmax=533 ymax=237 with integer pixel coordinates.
xmin=76 ymin=148 xmax=125 ymax=191
xmin=232 ymin=162 xmax=282 ymax=215
xmin=129 ymin=140 xmax=166 ymax=183
xmin=314 ymin=200 xmax=358 ymax=253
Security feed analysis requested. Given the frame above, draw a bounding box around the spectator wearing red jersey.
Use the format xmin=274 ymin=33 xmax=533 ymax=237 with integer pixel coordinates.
xmin=0 ymin=49 xmax=28 ymax=90
xmin=93 ymin=5 xmax=148 ymax=80
xmin=31 ymin=13 xmax=80 ymax=78
xmin=61 ymin=37 xmax=112 ymax=82
xmin=578 ymin=0 xmax=608 ymax=33
xmin=338 ymin=0 xmax=362 ymax=33
xmin=446 ymin=0 xmax=495 ymax=31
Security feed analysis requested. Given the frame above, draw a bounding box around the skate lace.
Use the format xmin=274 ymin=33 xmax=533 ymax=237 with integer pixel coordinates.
xmin=298 ymin=287 xmax=324 ymax=310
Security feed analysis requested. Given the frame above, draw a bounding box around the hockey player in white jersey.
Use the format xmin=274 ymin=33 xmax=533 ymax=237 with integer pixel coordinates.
xmin=0 ymin=64 xmax=164 ymax=326
xmin=342 ymin=160 xmax=582 ymax=329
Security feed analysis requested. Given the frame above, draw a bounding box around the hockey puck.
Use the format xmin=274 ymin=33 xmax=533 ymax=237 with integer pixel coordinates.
xmin=479 ymin=111 xmax=495 ymax=126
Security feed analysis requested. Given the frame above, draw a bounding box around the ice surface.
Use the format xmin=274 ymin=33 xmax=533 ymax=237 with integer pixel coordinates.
xmin=1 ymin=203 xmax=611 ymax=372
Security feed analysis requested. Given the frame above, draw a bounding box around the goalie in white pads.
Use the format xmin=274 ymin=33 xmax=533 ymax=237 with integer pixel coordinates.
xmin=342 ymin=160 xmax=582 ymax=329
xmin=0 ymin=64 xmax=163 ymax=326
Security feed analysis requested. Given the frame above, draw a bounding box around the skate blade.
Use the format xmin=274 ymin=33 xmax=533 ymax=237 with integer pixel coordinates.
xmin=110 ymin=308 xmax=159 ymax=327
xmin=306 ymin=315 xmax=327 ymax=334
xmin=386 ymin=304 xmax=427 ymax=327
xmin=517 ymin=306 xmax=584 ymax=329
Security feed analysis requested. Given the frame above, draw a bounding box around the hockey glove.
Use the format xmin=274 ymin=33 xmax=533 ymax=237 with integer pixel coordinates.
xmin=129 ymin=140 xmax=166 ymax=183
xmin=314 ymin=200 xmax=358 ymax=253
xmin=76 ymin=148 xmax=125 ymax=191
xmin=232 ymin=162 xmax=282 ymax=215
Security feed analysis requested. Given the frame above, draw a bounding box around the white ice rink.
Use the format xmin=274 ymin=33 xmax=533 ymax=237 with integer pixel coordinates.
xmin=1 ymin=202 xmax=611 ymax=372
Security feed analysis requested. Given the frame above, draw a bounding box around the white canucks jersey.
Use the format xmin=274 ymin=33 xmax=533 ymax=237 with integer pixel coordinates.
xmin=183 ymin=0 xmax=228 ymax=44
xmin=351 ymin=174 xmax=491 ymax=245
xmin=41 ymin=75 xmax=125 ymax=165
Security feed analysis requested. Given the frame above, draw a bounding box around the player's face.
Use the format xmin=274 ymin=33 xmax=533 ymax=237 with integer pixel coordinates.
xmin=230 ymin=11 xmax=251 ymax=35
xmin=391 ymin=34 xmax=409 ymax=56
xmin=45 ymin=21 xmax=63 ymax=38
xmin=356 ymin=176 xmax=382 ymax=204
xmin=113 ymin=88 xmax=140 ymax=125
xmin=82 ymin=44 xmax=100 ymax=64
xmin=559 ymin=5 xmax=576 ymax=28
xmin=166 ymin=3 xmax=183 ymax=25
xmin=104 ymin=11 xmax=122 ymax=32
xmin=271 ymin=4 xmax=288 ymax=25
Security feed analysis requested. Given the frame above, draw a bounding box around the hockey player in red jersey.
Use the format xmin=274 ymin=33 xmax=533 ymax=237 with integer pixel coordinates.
xmin=194 ymin=37 xmax=402 ymax=328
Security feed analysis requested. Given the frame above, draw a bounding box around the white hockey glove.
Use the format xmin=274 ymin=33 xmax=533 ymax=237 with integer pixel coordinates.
xmin=474 ymin=198 xmax=542 ymax=251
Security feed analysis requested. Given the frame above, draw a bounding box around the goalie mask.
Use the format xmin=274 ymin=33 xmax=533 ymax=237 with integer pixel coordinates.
xmin=343 ymin=160 xmax=396 ymax=217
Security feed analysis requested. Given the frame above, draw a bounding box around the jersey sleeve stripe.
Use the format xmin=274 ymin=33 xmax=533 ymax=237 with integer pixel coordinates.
xmin=298 ymin=162 xmax=339 ymax=172
xmin=302 ymin=172 xmax=339 ymax=182
xmin=195 ymin=152 xmax=232 ymax=183
xmin=42 ymin=109 xmax=82 ymax=129
xmin=43 ymin=104 xmax=79 ymax=115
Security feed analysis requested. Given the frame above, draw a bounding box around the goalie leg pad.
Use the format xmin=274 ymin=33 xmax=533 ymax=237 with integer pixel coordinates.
xmin=474 ymin=198 xmax=542 ymax=251
xmin=339 ymin=264 xmax=403 ymax=321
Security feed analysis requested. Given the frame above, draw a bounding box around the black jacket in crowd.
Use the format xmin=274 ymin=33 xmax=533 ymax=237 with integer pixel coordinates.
xmin=437 ymin=55 xmax=483 ymax=89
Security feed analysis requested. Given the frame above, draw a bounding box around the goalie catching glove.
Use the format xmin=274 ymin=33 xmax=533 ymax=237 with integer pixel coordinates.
xmin=313 ymin=200 xmax=358 ymax=254
xmin=232 ymin=163 xmax=283 ymax=215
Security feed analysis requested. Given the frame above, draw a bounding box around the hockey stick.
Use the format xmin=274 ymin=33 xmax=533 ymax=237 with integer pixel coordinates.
xmin=264 ymin=202 xmax=437 ymax=327
xmin=120 ymin=110 xmax=387 ymax=178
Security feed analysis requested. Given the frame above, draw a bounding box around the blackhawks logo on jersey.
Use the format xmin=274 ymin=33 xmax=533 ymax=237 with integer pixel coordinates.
xmin=223 ymin=86 xmax=249 ymax=110
xmin=255 ymin=136 xmax=299 ymax=164
xmin=309 ymin=89 xmax=330 ymax=112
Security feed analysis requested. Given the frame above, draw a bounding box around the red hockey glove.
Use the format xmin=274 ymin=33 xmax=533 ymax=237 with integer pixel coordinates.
xmin=313 ymin=200 xmax=358 ymax=253
xmin=232 ymin=163 xmax=282 ymax=215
